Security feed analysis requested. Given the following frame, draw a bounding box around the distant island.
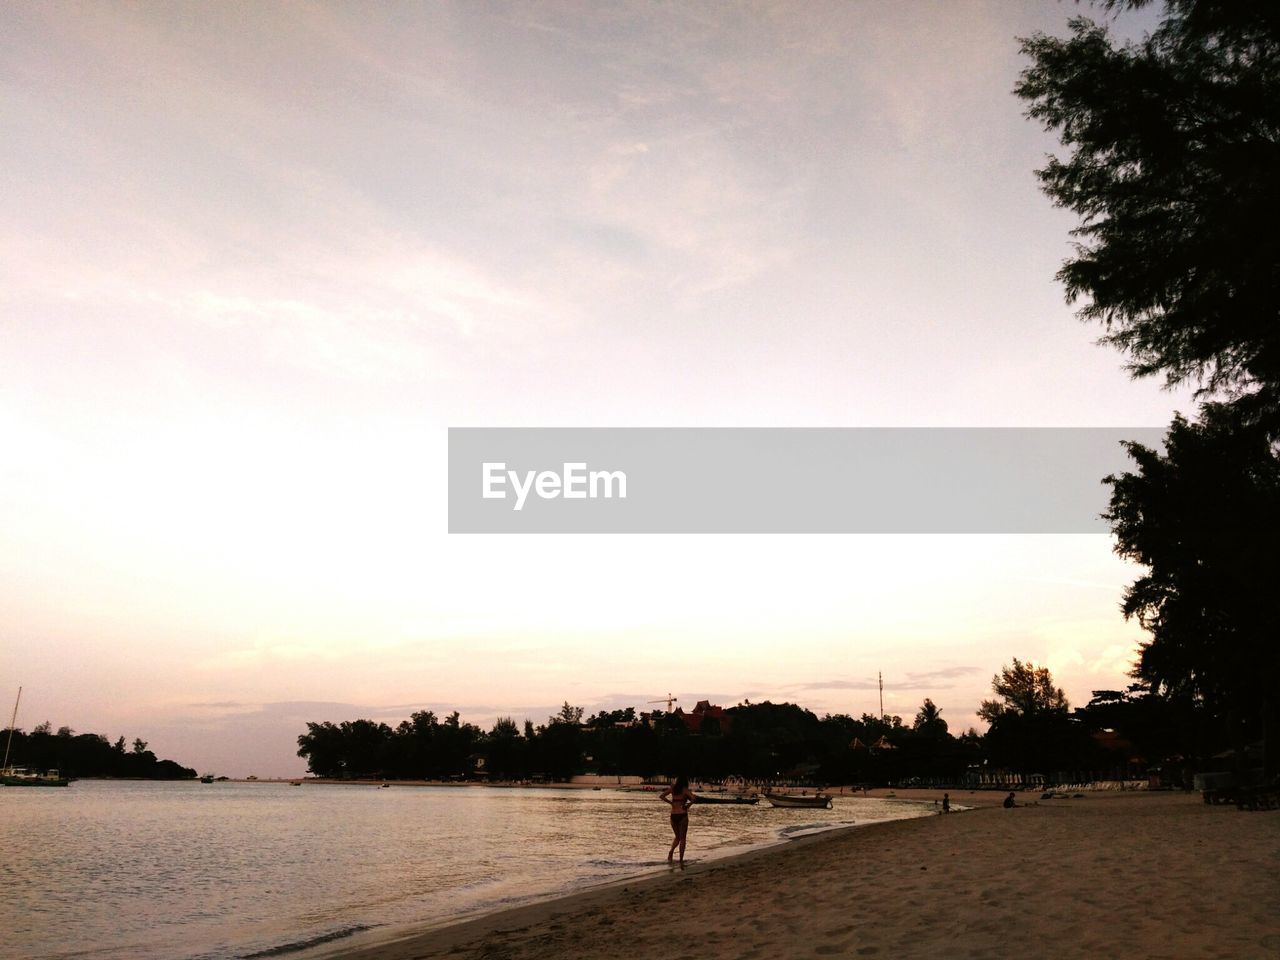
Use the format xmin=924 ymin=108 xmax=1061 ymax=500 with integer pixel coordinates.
xmin=2 ymin=723 xmax=197 ymax=779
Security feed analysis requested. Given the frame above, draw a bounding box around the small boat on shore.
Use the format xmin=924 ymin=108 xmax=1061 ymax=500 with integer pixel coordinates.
xmin=766 ymin=793 xmax=832 ymax=809
xmin=692 ymin=792 xmax=759 ymax=805
xmin=200 ymin=774 xmax=214 ymax=783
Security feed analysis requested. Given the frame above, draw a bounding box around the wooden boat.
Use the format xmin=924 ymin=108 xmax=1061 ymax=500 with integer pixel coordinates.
xmin=766 ymin=793 xmax=832 ymax=809
xmin=692 ymin=792 xmax=759 ymax=805
xmin=200 ymin=774 xmax=215 ymax=783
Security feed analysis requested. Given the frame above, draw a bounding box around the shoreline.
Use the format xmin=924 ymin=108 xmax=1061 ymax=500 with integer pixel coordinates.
xmin=313 ymin=808 xmax=923 ymax=960
xmin=316 ymin=812 xmax=901 ymax=957
xmin=299 ymin=790 xmax=939 ymax=959
xmin=313 ymin=789 xmax=1280 ymax=960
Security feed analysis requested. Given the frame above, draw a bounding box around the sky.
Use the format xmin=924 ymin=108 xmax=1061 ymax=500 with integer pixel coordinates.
xmin=0 ymin=1 xmax=1192 ymax=777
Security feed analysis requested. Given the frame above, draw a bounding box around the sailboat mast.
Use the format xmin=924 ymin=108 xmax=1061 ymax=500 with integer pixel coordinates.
xmin=878 ymin=671 xmax=884 ymax=721
xmin=3 ymin=685 xmax=21 ymax=771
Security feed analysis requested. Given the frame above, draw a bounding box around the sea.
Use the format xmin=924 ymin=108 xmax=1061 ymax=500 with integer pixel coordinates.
xmin=1 ymin=781 xmax=934 ymax=960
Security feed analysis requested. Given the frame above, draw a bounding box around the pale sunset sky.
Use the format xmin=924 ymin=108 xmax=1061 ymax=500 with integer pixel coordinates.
xmin=1 ymin=2 xmax=1190 ymax=776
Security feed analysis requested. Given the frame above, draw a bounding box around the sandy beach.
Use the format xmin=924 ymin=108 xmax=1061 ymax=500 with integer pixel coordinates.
xmin=322 ymin=790 xmax=1279 ymax=960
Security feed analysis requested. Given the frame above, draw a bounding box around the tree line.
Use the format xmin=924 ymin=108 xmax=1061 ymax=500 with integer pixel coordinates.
xmin=1 ymin=724 xmax=197 ymax=779
xmin=295 ymin=661 xmax=1219 ymax=787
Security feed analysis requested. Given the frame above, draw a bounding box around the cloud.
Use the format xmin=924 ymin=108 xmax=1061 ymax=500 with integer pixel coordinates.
xmin=1088 ymin=644 xmax=1139 ymax=678
xmin=902 ymin=666 xmax=985 ymax=685
xmin=185 ymin=700 xmax=250 ymax=711
xmin=790 ymin=666 xmax=981 ymax=692
xmin=791 ymin=679 xmax=881 ymax=692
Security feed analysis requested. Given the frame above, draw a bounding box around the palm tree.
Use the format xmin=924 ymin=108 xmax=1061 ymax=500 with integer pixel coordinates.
xmin=913 ymin=699 xmax=948 ymax=737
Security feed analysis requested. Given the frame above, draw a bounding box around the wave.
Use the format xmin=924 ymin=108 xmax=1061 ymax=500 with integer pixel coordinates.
xmin=778 ymin=821 xmax=845 ymax=839
xmin=237 ymin=923 xmax=377 ymax=959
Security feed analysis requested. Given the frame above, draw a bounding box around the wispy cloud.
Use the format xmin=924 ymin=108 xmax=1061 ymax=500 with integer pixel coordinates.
xmin=903 ymin=666 xmax=985 ymax=685
xmin=791 ymin=679 xmax=882 ymax=692
xmin=791 ymin=666 xmax=981 ymax=693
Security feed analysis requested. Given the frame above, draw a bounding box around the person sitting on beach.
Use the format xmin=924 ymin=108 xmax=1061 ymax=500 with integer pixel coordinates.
xmin=660 ymin=775 xmax=695 ymax=865
xmin=1003 ymin=791 xmax=1017 ymax=809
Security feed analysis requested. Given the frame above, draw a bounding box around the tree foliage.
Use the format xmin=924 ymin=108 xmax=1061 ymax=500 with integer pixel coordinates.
xmin=0 ymin=725 xmax=196 ymax=779
xmin=913 ymin=698 xmax=948 ymax=738
xmin=978 ymin=659 xmax=1069 ymax=723
xmin=1105 ymin=405 xmax=1280 ymax=719
xmin=978 ymin=661 xmax=1087 ymax=777
xmin=1016 ymin=2 xmax=1280 ymax=406
xmin=294 ymin=691 xmax=1098 ymax=787
xmin=1075 ymin=683 xmax=1209 ymax=774
xmin=1020 ymin=1 xmax=1280 ymax=775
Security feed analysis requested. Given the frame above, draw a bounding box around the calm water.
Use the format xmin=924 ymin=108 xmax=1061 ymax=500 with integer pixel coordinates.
xmin=1 ymin=781 xmax=932 ymax=960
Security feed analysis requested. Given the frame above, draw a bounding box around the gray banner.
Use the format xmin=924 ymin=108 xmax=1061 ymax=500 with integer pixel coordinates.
xmin=448 ymin=428 xmax=1164 ymax=533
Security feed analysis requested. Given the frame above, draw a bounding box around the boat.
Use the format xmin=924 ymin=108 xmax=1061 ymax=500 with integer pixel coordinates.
xmin=2 ymin=686 xmax=71 ymax=787
xmin=766 ymin=793 xmax=833 ymax=809
xmin=2 ymin=765 xmax=70 ymax=787
xmin=692 ymin=792 xmax=759 ymax=805
xmin=200 ymin=774 xmax=214 ymax=783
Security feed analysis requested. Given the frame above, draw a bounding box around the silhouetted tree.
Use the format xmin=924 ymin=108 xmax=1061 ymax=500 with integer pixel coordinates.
xmin=485 ymin=716 xmax=525 ymax=779
xmin=1018 ymin=1 xmax=1280 ymax=778
xmin=585 ymin=708 xmax=635 ymax=728
xmin=1016 ymin=2 xmax=1280 ymax=411
xmin=1 ymin=725 xmax=194 ymax=778
xmin=540 ymin=705 xmax=584 ymax=781
xmin=980 ymin=660 xmax=1087 ymax=780
xmin=913 ymin=699 xmax=948 ymax=738
xmin=556 ymin=702 xmax=584 ymax=725
xmin=1106 ymin=407 xmax=1280 ymax=773
xmin=978 ymin=659 xmax=1068 ymax=723
xmin=1075 ymin=683 xmax=1208 ymax=784
xmin=298 ymin=720 xmax=363 ymax=778
xmin=720 ymin=702 xmax=826 ymax=782
xmin=620 ymin=722 xmax=660 ymax=780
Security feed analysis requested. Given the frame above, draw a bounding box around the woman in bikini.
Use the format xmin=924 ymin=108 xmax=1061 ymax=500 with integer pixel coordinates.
xmin=660 ymin=775 xmax=695 ymax=864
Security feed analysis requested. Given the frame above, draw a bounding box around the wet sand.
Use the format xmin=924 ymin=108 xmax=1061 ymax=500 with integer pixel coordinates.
xmin=320 ymin=789 xmax=1280 ymax=960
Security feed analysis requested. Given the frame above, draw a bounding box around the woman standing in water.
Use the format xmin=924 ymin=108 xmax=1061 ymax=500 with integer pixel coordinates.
xmin=660 ymin=775 xmax=695 ymax=864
